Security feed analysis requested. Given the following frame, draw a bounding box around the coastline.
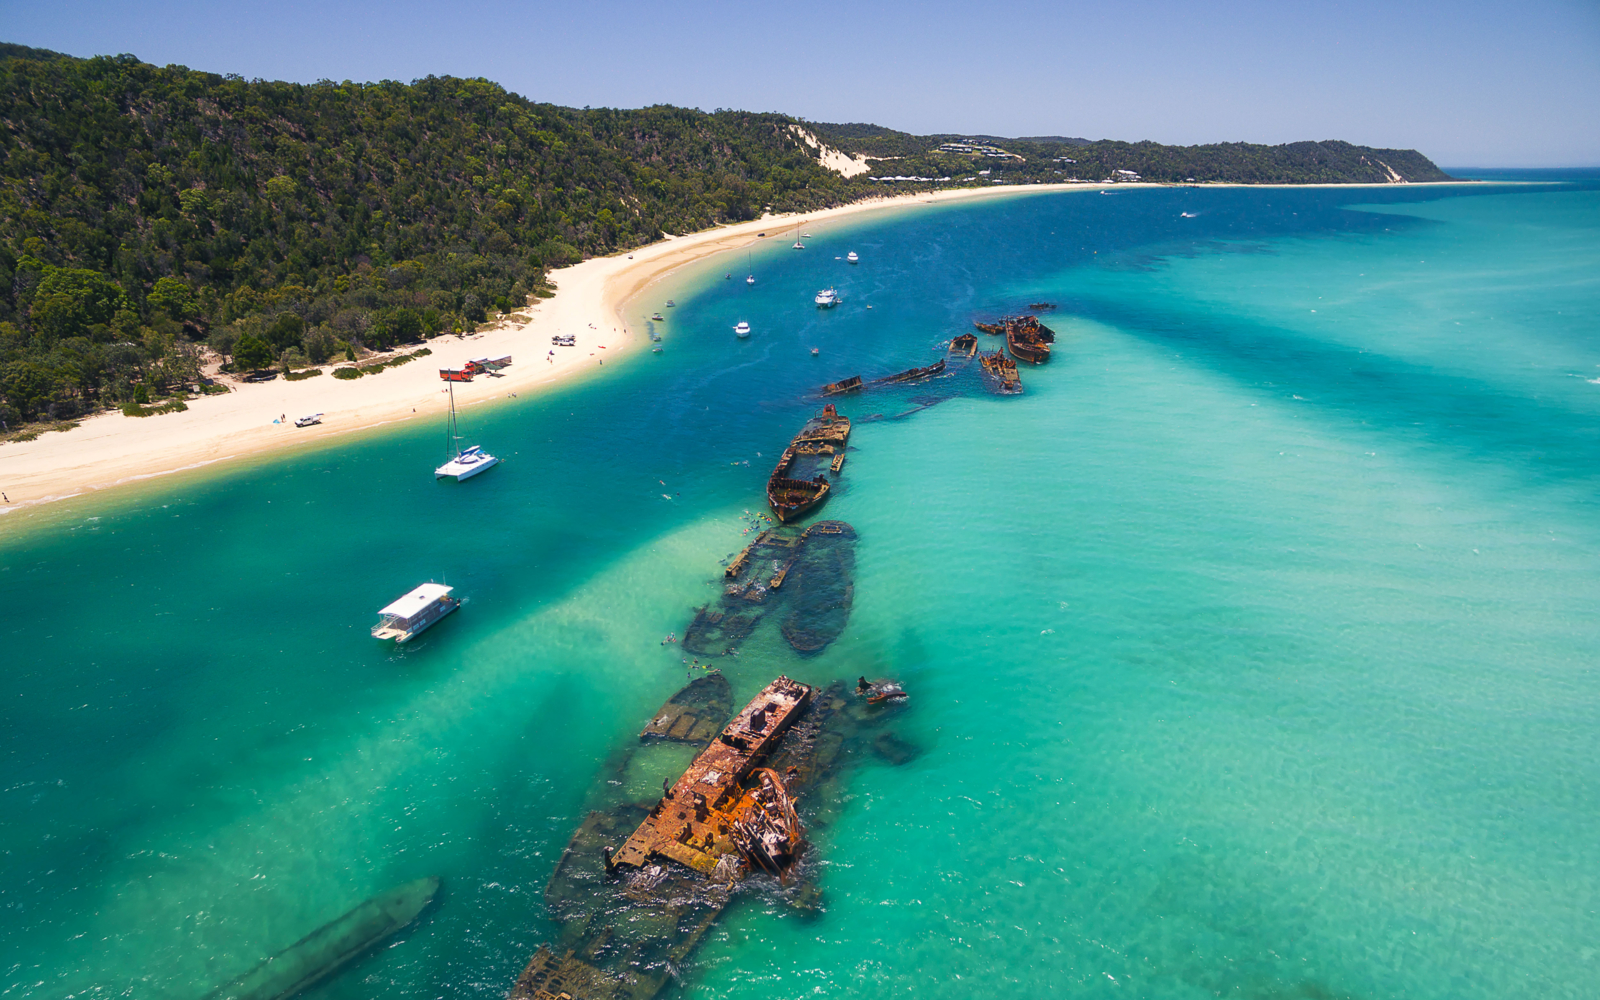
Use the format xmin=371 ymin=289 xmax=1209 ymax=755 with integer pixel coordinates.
xmin=0 ymin=178 xmax=1485 ymax=522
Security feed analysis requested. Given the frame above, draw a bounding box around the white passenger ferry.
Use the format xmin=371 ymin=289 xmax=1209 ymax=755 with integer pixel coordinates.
xmin=372 ymin=583 xmax=458 ymax=643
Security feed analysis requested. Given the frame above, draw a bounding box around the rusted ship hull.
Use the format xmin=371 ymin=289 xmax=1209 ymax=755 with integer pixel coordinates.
xmin=1006 ymin=329 xmax=1052 ymax=364
xmin=949 ymin=333 xmax=978 ymax=357
xmin=766 ymin=405 xmax=851 ymax=523
xmin=870 ymin=358 xmax=946 ymax=385
xmin=820 ymin=375 xmax=863 ymax=396
xmin=766 ymin=472 xmax=832 ymax=523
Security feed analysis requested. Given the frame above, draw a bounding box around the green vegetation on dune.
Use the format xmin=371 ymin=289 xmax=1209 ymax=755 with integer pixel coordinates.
xmin=0 ymin=45 xmax=1451 ymax=432
xmin=807 ymin=123 xmax=1453 ymax=185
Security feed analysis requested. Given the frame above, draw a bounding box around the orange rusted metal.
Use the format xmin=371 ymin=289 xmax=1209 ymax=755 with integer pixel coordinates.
xmin=611 ymin=676 xmax=814 ymax=876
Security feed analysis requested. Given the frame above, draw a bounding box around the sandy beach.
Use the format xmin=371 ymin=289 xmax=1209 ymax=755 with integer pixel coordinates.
xmin=0 ymin=178 xmax=1475 ymax=519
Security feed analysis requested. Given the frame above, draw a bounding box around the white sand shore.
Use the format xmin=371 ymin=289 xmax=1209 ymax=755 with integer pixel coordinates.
xmin=0 ymin=178 xmax=1479 ymax=520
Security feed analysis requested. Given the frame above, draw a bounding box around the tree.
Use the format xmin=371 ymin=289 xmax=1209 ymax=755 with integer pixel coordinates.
xmin=28 ymin=266 xmax=126 ymax=344
xmin=147 ymin=276 xmax=197 ymax=321
xmin=265 ymin=313 xmax=305 ymax=352
xmin=1 ymin=361 xmax=58 ymax=420
xmin=389 ymin=308 xmax=422 ymax=342
xmin=234 ymin=333 xmax=274 ymax=371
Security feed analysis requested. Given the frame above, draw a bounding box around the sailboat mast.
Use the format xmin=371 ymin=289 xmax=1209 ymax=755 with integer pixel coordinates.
xmin=447 ymin=381 xmax=459 ymax=458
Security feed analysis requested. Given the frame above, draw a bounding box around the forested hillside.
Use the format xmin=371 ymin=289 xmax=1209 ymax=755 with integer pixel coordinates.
xmin=807 ymin=123 xmax=1452 ymax=185
xmin=0 ymin=46 xmax=1451 ymax=431
xmin=0 ymin=48 xmax=858 ymax=426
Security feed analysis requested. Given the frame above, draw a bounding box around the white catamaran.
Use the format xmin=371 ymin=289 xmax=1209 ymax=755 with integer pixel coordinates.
xmin=372 ymin=582 xmax=458 ymax=643
xmin=435 ymin=381 xmax=499 ymax=480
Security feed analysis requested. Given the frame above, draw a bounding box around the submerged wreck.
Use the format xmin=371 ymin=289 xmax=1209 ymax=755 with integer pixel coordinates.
xmin=686 ymin=519 xmax=858 ymax=656
xmin=949 ymin=333 xmax=978 ymax=357
xmin=766 ymin=404 xmax=852 ymax=523
xmin=981 ymin=348 xmax=1024 ymax=394
xmin=818 ymin=359 xmax=946 ymax=398
xmin=684 ymin=527 xmax=805 ymax=655
xmin=511 ymin=674 xmax=913 ymax=1000
xmin=206 ymin=877 xmax=440 ymax=1000
xmin=780 ymin=521 xmax=857 ymax=655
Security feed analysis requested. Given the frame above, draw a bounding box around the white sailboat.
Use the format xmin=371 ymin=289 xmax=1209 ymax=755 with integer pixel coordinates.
xmin=435 ymin=381 xmax=499 ymax=480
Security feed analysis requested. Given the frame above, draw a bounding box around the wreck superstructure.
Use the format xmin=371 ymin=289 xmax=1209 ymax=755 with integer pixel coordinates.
xmin=766 ymin=404 xmax=852 ymax=523
xmin=981 ymin=348 xmax=1024 ymax=394
xmin=974 ymin=314 xmax=1056 ymax=364
xmin=612 ymin=676 xmax=813 ymax=875
xmin=511 ymin=674 xmax=903 ymax=1000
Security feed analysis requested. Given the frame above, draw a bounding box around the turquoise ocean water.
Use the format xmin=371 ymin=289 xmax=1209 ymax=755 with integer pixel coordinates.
xmin=4 ymin=173 xmax=1599 ymax=999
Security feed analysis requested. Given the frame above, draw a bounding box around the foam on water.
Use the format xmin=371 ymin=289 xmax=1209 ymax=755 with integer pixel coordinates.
xmin=4 ymin=176 xmax=1599 ymax=999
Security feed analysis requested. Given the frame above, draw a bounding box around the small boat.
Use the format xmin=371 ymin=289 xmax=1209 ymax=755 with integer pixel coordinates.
xmin=811 ymin=347 xmax=820 ymax=356
xmin=846 ymin=251 xmax=859 ymax=264
xmin=372 ymin=583 xmax=458 ymax=642
xmin=652 ymin=346 xmax=663 ymax=353
xmin=1028 ymin=303 xmax=1057 ymax=311
xmin=666 ymin=300 xmax=676 ymax=307
xmin=792 ymin=240 xmax=805 ymax=250
xmin=746 ymin=274 xmax=755 ymax=285
xmin=734 ymin=321 xmax=751 ymax=338
xmin=820 ymin=374 xmax=863 ymax=396
xmin=949 ymin=333 xmax=979 ymax=357
xmin=814 ymin=287 xmax=840 ymax=308
xmin=766 ymin=404 xmax=852 ymax=522
xmin=801 ymin=232 xmax=813 ymax=238
xmin=294 ymin=413 xmax=323 ymax=428
xmin=651 ymin=312 xmax=665 ymax=322
xmin=435 ymin=382 xmax=499 ymax=480
xmin=1181 ymin=212 xmax=1197 ymax=218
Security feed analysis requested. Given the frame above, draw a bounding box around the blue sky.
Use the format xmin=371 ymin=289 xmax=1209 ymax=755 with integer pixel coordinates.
xmin=6 ymin=0 xmax=1598 ymax=165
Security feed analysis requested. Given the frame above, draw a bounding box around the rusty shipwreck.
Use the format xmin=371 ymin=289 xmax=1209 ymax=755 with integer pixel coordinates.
xmin=509 ymin=673 xmax=914 ymax=1000
xmin=766 ymin=403 xmax=851 ymax=523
